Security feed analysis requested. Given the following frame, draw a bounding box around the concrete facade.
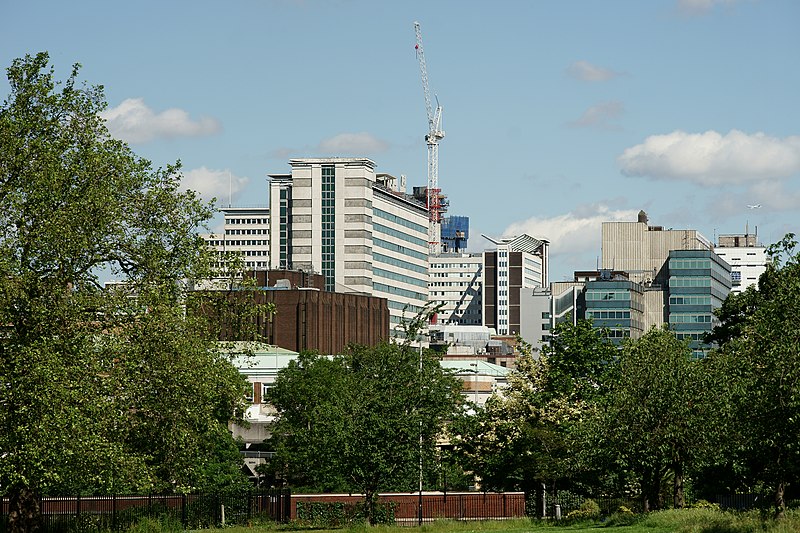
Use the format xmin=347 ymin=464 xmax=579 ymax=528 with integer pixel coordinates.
xmin=429 ymin=253 xmax=483 ymax=326
xmin=203 ymin=206 xmax=270 ymax=272
xmin=602 ymin=211 xmax=712 ymax=287
xmin=483 ymin=234 xmax=549 ymax=336
xmin=714 ymin=232 xmax=767 ymax=294
xmin=268 ymin=158 xmax=429 ymax=334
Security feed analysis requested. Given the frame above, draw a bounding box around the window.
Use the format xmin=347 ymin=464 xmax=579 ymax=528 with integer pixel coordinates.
xmin=261 ymin=383 xmax=271 ymax=403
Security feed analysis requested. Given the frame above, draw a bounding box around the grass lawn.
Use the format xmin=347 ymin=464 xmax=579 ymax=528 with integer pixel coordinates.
xmin=186 ymin=508 xmax=800 ymax=533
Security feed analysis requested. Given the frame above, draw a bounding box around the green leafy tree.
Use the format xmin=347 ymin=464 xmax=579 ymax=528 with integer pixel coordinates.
xmin=602 ymin=326 xmax=715 ymax=511
xmin=709 ymin=234 xmax=800 ymax=519
xmin=0 ymin=53 xmax=256 ymax=531
xmin=452 ymin=320 xmax=618 ymax=514
xmin=266 ymin=335 xmax=463 ymax=524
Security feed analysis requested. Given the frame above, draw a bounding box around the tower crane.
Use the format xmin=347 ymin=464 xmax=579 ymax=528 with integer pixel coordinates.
xmin=414 ymin=21 xmax=445 ymax=256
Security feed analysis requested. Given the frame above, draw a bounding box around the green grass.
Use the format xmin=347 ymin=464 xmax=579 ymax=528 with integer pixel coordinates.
xmin=186 ymin=508 xmax=800 ymax=533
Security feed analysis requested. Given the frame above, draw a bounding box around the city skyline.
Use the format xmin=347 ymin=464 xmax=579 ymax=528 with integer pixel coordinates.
xmin=2 ymin=0 xmax=798 ymax=281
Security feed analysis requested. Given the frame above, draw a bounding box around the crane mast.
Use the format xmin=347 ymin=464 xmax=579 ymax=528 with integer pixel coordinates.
xmin=414 ymin=21 xmax=445 ymax=256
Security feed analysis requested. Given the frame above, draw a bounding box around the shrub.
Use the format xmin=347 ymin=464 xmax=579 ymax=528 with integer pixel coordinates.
xmin=295 ymin=500 xmax=396 ymax=527
xmin=603 ymin=505 xmax=638 ymax=527
xmin=564 ymin=498 xmax=601 ymax=522
xmin=689 ymin=499 xmax=721 ymax=511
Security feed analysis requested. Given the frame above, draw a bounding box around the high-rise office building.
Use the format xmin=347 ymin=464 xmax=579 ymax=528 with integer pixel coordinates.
xmin=667 ymin=249 xmax=732 ymax=356
xmin=268 ymin=158 xmax=429 ymax=332
xmin=483 ymin=234 xmax=549 ymax=336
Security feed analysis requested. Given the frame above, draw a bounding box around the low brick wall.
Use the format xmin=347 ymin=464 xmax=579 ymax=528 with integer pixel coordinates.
xmin=292 ymin=492 xmax=526 ymax=522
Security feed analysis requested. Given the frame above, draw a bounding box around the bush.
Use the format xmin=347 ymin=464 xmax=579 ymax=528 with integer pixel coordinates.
xmin=564 ymin=498 xmax=601 ymax=522
xmin=603 ymin=506 xmax=638 ymax=527
xmin=295 ymin=500 xmax=396 ymax=527
xmin=689 ymin=499 xmax=722 ymax=511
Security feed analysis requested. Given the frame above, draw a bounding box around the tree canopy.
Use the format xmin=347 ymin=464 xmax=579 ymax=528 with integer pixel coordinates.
xmin=0 ymin=52 xmax=255 ymax=530
xmin=266 ymin=337 xmax=464 ymax=524
xmin=707 ymin=234 xmax=800 ymax=518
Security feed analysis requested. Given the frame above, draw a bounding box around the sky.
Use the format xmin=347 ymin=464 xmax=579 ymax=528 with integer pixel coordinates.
xmin=2 ymin=0 xmax=799 ymax=281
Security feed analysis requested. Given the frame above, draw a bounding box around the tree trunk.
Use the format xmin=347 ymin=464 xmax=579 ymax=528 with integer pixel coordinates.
xmin=641 ymin=468 xmax=651 ymax=513
xmin=8 ymin=486 xmax=42 ymax=533
xmin=363 ymin=489 xmax=378 ymax=526
xmin=673 ymin=460 xmax=685 ymax=509
xmin=774 ymin=481 xmax=786 ymax=520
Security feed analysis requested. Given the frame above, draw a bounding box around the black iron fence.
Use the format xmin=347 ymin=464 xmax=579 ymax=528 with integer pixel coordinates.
xmin=547 ymin=491 xmax=643 ymax=517
xmin=0 ymin=489 xmax=290 ymax=533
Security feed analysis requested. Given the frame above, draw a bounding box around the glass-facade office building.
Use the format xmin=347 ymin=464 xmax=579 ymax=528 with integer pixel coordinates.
xmin=667 ymin=249 xmax=732 ymax=357
xmin=584 ymin=277 xmax=645 ymax=344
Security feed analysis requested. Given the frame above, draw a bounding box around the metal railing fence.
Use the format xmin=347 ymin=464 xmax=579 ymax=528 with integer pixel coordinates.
xmin=0 ymin=488 xmax=290 ymax=533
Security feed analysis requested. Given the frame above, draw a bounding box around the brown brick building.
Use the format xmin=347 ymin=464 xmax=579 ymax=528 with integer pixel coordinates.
xmin=203 ymin=270 xmax=389 ymax=354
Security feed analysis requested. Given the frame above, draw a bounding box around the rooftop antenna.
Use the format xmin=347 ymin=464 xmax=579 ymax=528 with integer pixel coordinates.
xmin=228 ymin=171 xmax=232 ymax=207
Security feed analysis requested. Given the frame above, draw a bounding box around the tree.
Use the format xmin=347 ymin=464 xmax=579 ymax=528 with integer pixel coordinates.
xmin=266 ymin=337 xmax=464 ymax=524
xmin=0 ymin=53 xmax=253 ymax=531
xmin=709 ymin=234 xmax=800 ymax=519
xmin=602 ymin=326 xmax=715 ymax=511
xmin=451 ymin=320 xmax=618 ymax=514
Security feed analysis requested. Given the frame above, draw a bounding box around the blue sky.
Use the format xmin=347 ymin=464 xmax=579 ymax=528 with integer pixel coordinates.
xmin=2 ymin=0 xmax=798 ymax=281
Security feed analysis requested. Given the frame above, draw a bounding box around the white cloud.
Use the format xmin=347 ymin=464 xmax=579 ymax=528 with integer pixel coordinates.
xmin=503 ymin=205 xmax=639 ymax=257
xmin=569 ymin=101 xmax=624 ymax=130
xmin=317 ymin=132 xmax=389 ymax=154
xmin=502 ymin=205 xmax=639 ymax=281
xmin=677 ymin=0 xmax=740 ymax=16
xmin=181 ymin=167 xmax=249 ymax=204
xmin=101 ymin=98 xmax=221 ymax=143
xmin=618 ymin=130 xmax=800 ymax=185
xmin=566 ymin=60 xmax=623 ymax=82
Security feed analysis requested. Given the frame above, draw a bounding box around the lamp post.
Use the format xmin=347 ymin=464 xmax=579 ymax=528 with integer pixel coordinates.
xmin=418 ymin=337 xmax=424 ymax=526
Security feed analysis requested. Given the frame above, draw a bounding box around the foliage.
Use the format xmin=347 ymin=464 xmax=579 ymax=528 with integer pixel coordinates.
xmin=601 ymin=326 xmax=718 ymax=511
xmin=266 ymin=314 xmax=464 ymax=524
xmin=295 ymin=500 xmax=396 ymax=527
xmin=0 ymin=52 xmax=259 ymax=531
xmin=563 ymin=499 xmax=601 ymax=522
xmin=452 ymin=320 xmax=618 ymax=505
xmin=707 ymin=234 xmax=800 ymax=519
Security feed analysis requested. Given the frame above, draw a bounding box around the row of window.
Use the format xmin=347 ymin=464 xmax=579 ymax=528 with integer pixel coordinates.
xmin=374 ymin=223 xmax=427 ymax=248
xmin=669 ymin=295 xmax=711 ymax=306
xmin=669 ymin=277 xmax=712 ymax=287
xmin=676 ymin=332 xmax=707 ymax=341
xmin=214 ymin=240 xmax=267 ymax=247
xmin=374 ymin=208 xmax=428 ymax=234
xmin=586 ymin=310 xmax=631 ymax=320
xmin=429 ymin=281 xmax=475 ymax=287
xmin=669 ymin=313 xmax=713 ymax=323
xmin=373 ymin=282 xmax=427 ymax=301
xmin=669 ymin=258 xmax=712 ymax=270
xmin=227 ymin=218 xmax=268 ymax=225
xmin=373 ymin=252 xmax=427 ymax=275
xmin=585 ymin=290 xmax=631 ymax=301
xmin=225 ymin=229 xmax=268 ymax=235
xmin=374 ymin=267 xmax=428 ymax=288
xmin=374 ymin=238 xmax=428 ymax=261
xmin=431 ymin=262 xmax=481 ymax=269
